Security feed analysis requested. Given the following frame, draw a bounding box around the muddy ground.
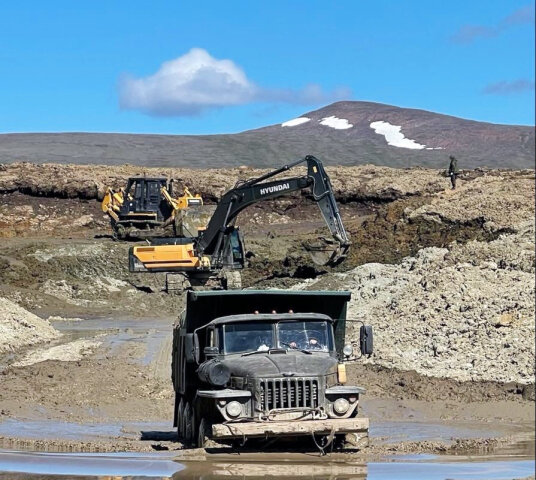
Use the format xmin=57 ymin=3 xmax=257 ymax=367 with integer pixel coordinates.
xmin=0 ymin=163 xmax=534 ymax=460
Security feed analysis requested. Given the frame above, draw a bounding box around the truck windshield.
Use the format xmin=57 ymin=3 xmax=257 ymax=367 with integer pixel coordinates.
xmin=277 ymin=321 xmax=332 ymax=352
xmin=223 ymin=322 xmax=274 ymax=354
xmin=222 ymin=320 xmax=333 ymax=354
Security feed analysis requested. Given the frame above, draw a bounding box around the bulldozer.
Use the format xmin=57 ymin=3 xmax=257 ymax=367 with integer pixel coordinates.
xmin=101 ymin=177 xmax=204 ymax=240
xmin=129 ymin=155 xmax=350 ymax=291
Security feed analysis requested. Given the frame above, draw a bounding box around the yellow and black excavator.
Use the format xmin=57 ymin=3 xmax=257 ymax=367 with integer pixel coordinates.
xmin=129 ymin=155 xmax=351 ymax=290
xmin=101 ymin=177 xmax=203 ymax=240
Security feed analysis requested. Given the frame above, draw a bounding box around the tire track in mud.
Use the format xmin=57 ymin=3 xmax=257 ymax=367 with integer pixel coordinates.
xmin=152 ymin=333 xmax=173 ymax=381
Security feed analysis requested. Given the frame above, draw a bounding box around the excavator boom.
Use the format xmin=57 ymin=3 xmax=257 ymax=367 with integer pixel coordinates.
xmin=198 ymin=155 xmax=350 ymax=266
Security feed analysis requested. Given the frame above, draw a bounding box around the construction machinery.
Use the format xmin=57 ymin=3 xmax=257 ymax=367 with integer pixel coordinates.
xmin=101 ymin=177 xmax=203 ymax=240
xmin=129 ymin=155 xmax=350 ymax=291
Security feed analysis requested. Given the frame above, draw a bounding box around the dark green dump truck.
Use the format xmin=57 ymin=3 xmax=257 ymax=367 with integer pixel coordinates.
xmin=171 ymin=290 xmax=373 ymax=448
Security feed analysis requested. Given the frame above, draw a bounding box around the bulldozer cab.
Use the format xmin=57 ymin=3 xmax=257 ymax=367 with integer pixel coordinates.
xmin=120 ymin=177 xmax=171 ymax=221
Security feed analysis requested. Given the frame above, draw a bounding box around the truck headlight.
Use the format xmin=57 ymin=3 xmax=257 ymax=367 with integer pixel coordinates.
xmin=333 ymin=398 xmax=350 ymax=415
xmin=343 ymin=344 xmax=353 ymax=357
xmin=226 ymin=401 xmax=242 ymax=418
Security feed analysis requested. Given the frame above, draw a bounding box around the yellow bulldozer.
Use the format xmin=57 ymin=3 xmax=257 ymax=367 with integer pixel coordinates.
xmin=101 ymin=177 xmax=206 ymax=240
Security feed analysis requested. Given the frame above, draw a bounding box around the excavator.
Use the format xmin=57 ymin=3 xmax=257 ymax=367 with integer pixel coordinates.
xmin=101 ymin=177 xmax=204 ymax=240
xmin=129 ymin=155 xmax=350 ymax=291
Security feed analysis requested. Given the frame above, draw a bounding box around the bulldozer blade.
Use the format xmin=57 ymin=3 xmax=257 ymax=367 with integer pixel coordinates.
xmin=303 ymin=237 xmax=349 ymax=267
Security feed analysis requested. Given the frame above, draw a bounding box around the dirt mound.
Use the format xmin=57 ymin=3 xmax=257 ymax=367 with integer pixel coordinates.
xmin=406 ymin=170 xmax=535 ymax=232
xmin=0 ymin=297 xmax=60 ymax=354
xmin=296 ymin=223 xmax=535 ymax=385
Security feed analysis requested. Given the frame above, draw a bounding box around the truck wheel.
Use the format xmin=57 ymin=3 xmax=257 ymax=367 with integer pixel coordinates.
xmin=177 ymin=398 xmax=184 ymax=440
xmin=183 ymin=402 xmax=193 ymax=444
xmin=197 ymin=417 xmax=210 ymax=448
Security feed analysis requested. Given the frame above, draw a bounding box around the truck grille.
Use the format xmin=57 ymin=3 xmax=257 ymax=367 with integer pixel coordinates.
xmin=259 ymin=378 xmax=318 ymax=411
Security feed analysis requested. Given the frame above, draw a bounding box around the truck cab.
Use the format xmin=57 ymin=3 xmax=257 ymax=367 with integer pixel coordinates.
xmin=172 ymin=290 xmax=372 ymax=448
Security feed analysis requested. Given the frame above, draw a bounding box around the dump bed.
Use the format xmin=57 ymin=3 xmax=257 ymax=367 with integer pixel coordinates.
xmin=183 ymin=289 xmax=351 ymax=353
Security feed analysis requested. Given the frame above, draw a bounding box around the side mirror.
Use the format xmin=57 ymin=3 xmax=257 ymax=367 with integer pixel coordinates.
xmin=185 ymin=333 xmax=200 ymax=364
xmin=360 ymin=325 xmax=373 ymax=356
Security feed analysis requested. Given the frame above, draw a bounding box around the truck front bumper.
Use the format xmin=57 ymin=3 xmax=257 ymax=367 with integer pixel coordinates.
xmin=211 ymin=417 xmax=369 ymax=440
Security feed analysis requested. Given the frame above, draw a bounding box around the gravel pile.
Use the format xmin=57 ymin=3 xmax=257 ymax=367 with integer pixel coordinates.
xmin=0 ymin=297 xmax=60 ymax=354
xmin=296 ymin=222 xmax=535 ymax=384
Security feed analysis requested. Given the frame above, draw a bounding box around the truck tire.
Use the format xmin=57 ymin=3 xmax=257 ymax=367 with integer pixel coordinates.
xmin=183 ymin=402 xmax=193 ymax=444
xmin=196 ymin=417 xmax=210 ymax=448
xmin=177 ymin=398 xmax=184 ymax=440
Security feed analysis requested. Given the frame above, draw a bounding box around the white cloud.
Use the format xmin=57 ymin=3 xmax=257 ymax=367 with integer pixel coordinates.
xmin=119 ymin=49 xmax=351 ymax=117
xmin=119 ymin=48 xmax=256 ymax=116
xmin=483 ymin=79 xmax=535 ymax=95
xmin=263 ymin=84 xmax=352 ymax=105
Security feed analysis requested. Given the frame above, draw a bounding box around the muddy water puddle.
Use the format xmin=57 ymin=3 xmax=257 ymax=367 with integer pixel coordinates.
xmin=0 ymin=419 xmax=173 ymax=443
xmin=0 ymin=450 xmax=181 ymax=478
xmin=371 ymin=420 xmax=502 ymax=443
xmin=0 ymin=449 xmax=534 ymax=479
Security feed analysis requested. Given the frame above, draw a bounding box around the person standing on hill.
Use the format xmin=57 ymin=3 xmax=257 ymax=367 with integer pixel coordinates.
xmin=448 ymin=155 xmax=459 ymax=189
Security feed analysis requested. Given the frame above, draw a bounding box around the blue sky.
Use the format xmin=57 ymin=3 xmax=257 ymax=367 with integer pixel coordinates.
xmin=0 ymin=1 xmax=534 ymax=134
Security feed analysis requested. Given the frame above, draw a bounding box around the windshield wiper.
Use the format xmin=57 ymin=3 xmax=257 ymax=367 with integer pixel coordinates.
xmin=280 ymin=342 xmax=312 ymax=355
xmin=242 ymin=348 xmax=287 ymax=357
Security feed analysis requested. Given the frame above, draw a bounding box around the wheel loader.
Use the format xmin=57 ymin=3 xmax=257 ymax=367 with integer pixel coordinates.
xmin=101 ymin=177 xmax=204 ymax=240
xmin=129 ymin=155 xmax=350 ymax=291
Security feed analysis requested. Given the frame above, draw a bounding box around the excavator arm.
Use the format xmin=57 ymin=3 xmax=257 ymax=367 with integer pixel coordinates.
xmin=198 ymin=155 xmax=350 ymax=266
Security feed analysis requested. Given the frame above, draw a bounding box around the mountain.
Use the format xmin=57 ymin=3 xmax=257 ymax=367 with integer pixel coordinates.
xmin=0 ymin=101 xmax=533 ymax=169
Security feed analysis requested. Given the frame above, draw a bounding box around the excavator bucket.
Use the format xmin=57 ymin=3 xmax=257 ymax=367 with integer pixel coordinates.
xmin=304 ymin=237 xmax=350 ymax=267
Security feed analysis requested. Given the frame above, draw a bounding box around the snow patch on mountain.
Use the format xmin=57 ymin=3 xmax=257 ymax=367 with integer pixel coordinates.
xmin=319 ymin=116 xmax=353 ymax=130
xmin=370 ymin=121 xmax=442 ymax=150
xmin=281 ymin=117 xmax=311 ymax=127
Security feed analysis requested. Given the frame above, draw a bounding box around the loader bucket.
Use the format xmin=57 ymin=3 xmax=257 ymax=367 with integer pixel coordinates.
xmin=304 ymin=237 xmax=350 ymax=267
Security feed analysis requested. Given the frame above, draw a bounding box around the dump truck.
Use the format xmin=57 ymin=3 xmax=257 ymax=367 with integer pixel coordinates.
xmin=172 ymin=290 xmax=372 ymax=449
